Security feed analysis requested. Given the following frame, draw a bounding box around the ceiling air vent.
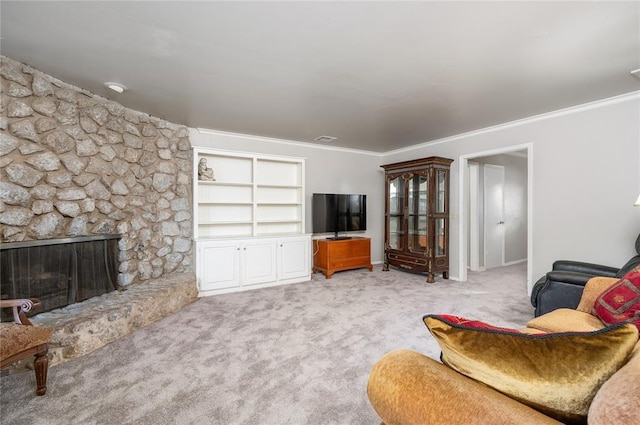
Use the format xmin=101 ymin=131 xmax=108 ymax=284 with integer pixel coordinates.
xmin=314 ymin=135 xmax=337 ymax=143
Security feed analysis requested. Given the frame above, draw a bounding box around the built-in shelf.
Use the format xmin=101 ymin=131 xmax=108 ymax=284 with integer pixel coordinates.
xmin=193 ymin=148 xmax=305 ymax=239
xmin=200 ymin=221 xmax=254 ymax=225
xmin=199 ymin=181 xmax=254 ymax=187
xmin=199 ymin=202 xmax=254 ymax=206
xmin=257 ymin=184 xmax=303 ymax=188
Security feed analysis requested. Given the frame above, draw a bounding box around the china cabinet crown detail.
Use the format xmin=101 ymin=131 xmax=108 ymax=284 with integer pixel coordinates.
xmin=381 ymin=157 xmax=453 ymax=283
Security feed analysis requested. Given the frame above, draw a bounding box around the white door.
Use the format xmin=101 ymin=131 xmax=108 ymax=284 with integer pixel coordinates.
xmin=242 ymin=239 xmax=277 ymax=286
xmin=484 ymin=164 xmax=505 ymax=269
xmin=199 ymin=240 xmax=240 ymax=291
xmin=278 ymin=236 xmax=311 ymax=281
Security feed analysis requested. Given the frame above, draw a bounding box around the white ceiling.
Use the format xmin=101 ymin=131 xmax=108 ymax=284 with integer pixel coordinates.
xmin=2 ymin=1 xmax=639 ymax=153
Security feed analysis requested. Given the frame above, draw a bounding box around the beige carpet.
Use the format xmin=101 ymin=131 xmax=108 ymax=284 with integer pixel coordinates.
xmin=0 ymin=263 xmax=532 ymax=425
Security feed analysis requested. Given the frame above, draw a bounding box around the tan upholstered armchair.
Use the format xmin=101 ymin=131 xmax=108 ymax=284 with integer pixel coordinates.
xmin=367 ymin=276 xmax=640 ymax=425
xmin=0 ymin=298 xmax=52 ymax=395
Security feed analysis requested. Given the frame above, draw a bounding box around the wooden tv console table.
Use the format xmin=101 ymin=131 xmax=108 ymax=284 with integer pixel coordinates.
xmin=313 ymin=237 xmax=373 ymax=279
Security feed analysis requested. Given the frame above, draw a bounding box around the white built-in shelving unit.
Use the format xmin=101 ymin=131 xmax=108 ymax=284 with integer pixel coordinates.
xmin=193 ymin=148 xmax=310 ymax=296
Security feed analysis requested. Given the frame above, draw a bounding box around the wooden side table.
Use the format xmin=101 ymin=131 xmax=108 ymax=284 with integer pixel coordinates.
xmin=313 ymin=237 xmax=373 ymax=279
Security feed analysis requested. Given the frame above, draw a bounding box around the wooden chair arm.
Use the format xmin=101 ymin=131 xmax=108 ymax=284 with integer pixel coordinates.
xmin=0 ymin=298 xmax=41 ymax=324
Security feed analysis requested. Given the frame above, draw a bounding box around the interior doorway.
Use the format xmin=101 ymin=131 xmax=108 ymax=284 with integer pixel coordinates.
xmin=458 ymin=144 xmax=533 ymax=292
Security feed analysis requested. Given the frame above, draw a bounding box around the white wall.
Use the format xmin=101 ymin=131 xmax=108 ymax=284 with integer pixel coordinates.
xmin=188 ymin=129 xmax=387 ymax=262
xmin=382 ymin=93 xmax=640 ymax=288
xmin=188 ymin=92 xmax=640 ymax=289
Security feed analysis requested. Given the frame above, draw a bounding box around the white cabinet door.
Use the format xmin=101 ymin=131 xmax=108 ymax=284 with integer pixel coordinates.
xmin=278 ymin=235 xmax=310 ymax=281
xmin=198 ymin=240 xmax=241 ymax=291
xmin=242 ymin=239 xmax=277 ymax=286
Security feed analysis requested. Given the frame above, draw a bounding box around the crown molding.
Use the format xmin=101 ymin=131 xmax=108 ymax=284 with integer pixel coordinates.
xmin=195 ymin=128 xmax=383 ymax=157
xmin=385 ymin=91 xmax=640 ymax=156
xmin=195 ymin=91 xmax=639 ymax=157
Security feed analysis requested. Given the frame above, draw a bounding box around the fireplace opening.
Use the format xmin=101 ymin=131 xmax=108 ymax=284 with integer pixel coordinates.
xmin=0 ymin=234 xmax=120 ymax=320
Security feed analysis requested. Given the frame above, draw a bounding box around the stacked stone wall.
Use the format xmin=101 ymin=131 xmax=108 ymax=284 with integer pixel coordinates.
xmin=0 ymin=56 xmax=193 ymax=285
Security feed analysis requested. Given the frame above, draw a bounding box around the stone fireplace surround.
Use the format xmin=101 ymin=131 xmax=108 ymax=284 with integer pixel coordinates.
xmin=1 ymin=57 xmax=198 ymax=367
xmin=1 ymin=56 xmax=192 ymax=283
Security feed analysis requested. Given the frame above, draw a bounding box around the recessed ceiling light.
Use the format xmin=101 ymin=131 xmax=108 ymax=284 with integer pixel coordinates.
xmin=104 ymin=82 xmax=127 ymax=93
xmin=314 ymin=135 xmax=337 ymax=143
xmin=631 ymin=69 xmax=640 ymax=80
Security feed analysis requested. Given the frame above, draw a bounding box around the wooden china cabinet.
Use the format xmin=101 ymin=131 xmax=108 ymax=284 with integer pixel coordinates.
xmin=381 ymin=157 xmax=453 ymax=283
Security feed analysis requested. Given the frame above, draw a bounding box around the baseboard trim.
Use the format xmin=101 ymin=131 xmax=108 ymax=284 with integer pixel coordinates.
xmin=503 ymin=259 xmax=527 ymax=266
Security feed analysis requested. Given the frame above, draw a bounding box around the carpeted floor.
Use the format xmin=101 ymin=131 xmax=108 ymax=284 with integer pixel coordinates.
xmin=0 ymin=263 xmax=532 ymax=425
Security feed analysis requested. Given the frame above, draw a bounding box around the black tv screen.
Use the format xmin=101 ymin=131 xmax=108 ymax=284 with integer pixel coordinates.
xmin=312 ymin=193 xmax=366 ymax=239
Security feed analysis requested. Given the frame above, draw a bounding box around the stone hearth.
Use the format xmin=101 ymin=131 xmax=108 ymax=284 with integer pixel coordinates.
xmin=27 ymin=272 xmax=198 ymax=367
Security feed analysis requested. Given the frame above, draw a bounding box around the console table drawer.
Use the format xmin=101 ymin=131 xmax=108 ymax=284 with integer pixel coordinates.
xmin=330 ymin=256 xmax=370 ymax=269
xmin=388 ymin=252 xmax=427 ymax=266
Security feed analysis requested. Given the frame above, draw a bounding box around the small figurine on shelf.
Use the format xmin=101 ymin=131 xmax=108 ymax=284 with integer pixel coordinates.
xmin=198 ymin=158 xmax=215 ymax=181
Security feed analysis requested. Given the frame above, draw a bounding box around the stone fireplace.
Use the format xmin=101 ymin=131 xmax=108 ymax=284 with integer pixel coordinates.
xmin=0 ymin=56 xmax=199 ymax=367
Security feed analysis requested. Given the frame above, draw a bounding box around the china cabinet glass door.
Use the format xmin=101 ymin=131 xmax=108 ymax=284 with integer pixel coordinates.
xmin=408 ymin=174 xmax=427 ymax=252
xmin=435 ymin=170 xmax=447 ymax=257
xmin=388 ymin=176 xmax=404 ymax=250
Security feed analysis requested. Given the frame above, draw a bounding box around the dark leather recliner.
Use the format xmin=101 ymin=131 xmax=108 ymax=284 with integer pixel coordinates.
xmin=530 ymin=233 xmax=640 ymax=317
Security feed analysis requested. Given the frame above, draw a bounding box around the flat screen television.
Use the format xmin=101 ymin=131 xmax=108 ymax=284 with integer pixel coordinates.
xmin=312 ymin=193 xmax=367 ymax=240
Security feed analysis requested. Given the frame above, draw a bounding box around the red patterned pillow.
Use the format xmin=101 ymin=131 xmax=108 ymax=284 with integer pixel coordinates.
xmin=432 ymin=314 xmax=522 ymax=333
xmin=593 ymin=267 xmax=640 ymax=332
